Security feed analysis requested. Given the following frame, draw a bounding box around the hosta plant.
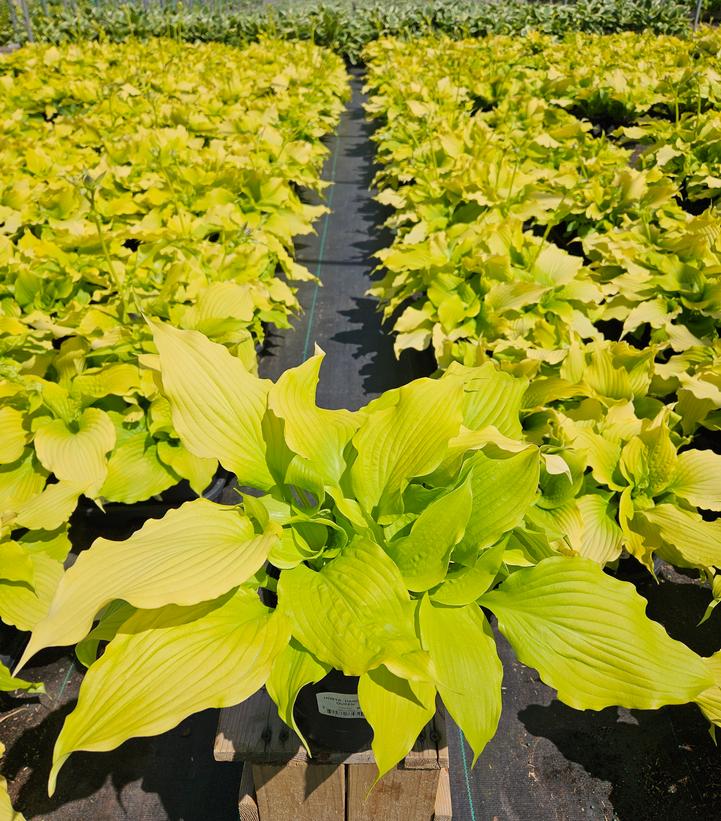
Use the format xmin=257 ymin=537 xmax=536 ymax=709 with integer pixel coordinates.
xmin=14 ymin=325 xmax=721 ymax=793
xmin=364 ymin=30 xmax=721 ymax=378
xmin=0 ymin=36 xmax=348 ymax=516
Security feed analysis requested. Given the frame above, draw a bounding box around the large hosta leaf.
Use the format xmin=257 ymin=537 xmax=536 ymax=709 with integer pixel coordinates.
xmin=268 ymin=350 xmax=360 ymax=486
xmin=49 ymin=589 xmax=288 ymax=794
xmin=33 ymin=408 xmax=116 ymax=496
xmin=351 ymin=377 xmax=464 ymax=515
xmin=17 ymin=499 xmax=278 ymax=666
xmin=266 ymin=639 xmax=330 ymax=753
xmin=482 ymin=556 xmax=713 ymax=710
xmin=358 ymin=665 xmax=436 ymax=780
xmin=453 ymin=447 xmax=539 ymax=565
xmin=151 ymin=322 xmax=274 ymax=490
xmin=277 ymin=538 xmax=422 ymax=676
xmin=418 ymin=598 xmax=502 ymax=762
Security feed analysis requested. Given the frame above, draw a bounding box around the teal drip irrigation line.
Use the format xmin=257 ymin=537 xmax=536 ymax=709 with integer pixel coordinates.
xmin=301 ymin=130 xmax=341 ymax=363
xmin=458 ymin=726 xmax=478 ymax=821
xmin=57 ymin=659 xmax=76 ymax=701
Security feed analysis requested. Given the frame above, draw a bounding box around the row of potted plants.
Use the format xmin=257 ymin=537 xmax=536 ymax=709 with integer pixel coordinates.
xmin=4 ymin=25 xmax=721 ymax=811
xmin=363 ymin=30 xmax=721 ymax=600
xmin=0 ymin=38 xmax=349 ymax=672
xmin=0 ymin=0 xmax=693 ymax=60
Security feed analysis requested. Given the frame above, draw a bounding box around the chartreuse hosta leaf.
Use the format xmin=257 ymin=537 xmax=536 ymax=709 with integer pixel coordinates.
xmin=358 ymin=665 xmax=436 ymax=781
xmin=151 ymin=321 xmax=274 ymax=490
xmin=33 ymin=408 xmax=116 ymax=497
xmin=482 ymin=557 xmax=713 ymax=710
xmin=418 ymin=598 xmax=503 ymax=763
xmin=48 ymin=589 xmax=289 ymax=795
xmin=669 ymin=450 xmax=721 ymax=512
xmin=268 ymin=349 xmax=360 ymax=487
xmin=277 ymin=538 xmax=427 ymax=677
xmin=0 ymin=542 xmax=34 ymax=586
xmin=267 ymin=639 xmax=330 ymax=754
xmin=451 ymin=362 xmax=527 ymax=439
xmin=638 ymin=505 xmax=721 ymax=570
xmin=0 ymin=408 xmax=27 ymax=465
xmin=12 ymin=481 xmax=85 ymax=533
xmin=0 ymin=551 xmax=65 ymax=632
xmin=452 ymin=447 xmax=540 ymax=565
xmin=696 ymin=651 xmax=721 ymax=731
xmin=385 ymin=478 xmax=472 ymax=591
xmin=431 ymin=541 xmax=507 ymax=606
xmin=99 ymin=433 xmax=179 ymax=505
xmin=534 ymin=494 xmax=623 ymax=566
xmin=16 ymin=500 xmax=278 ymax=668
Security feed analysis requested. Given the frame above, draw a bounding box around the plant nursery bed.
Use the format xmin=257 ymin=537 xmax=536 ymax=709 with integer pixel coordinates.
xmin=6 ymin=35 xmax=721 ymax=821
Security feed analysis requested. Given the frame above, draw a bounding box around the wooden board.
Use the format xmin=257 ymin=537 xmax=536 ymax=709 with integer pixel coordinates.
xmin=434 ymin=767 xmax=453 ymax=821
xmin=238 ymin=763 xmax=260 ymax=821
xmin=252 ymin=761 xmax=344 ymax=821
xmin=215 ymin=687 xmax=445 ymax=769
xmin=347 ymin=764 xmax=440 ymax=821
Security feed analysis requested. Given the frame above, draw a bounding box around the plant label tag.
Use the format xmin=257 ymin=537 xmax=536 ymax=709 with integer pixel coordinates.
xmin=315 ymin=692 xmax=364 ymax=720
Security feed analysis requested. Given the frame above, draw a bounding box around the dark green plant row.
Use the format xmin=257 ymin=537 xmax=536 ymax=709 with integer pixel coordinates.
xmin=1 ymin=0 xmax=695 ymax=61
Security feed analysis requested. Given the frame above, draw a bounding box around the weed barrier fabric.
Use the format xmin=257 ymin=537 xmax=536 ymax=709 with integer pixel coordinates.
xmin=259 ymin=68 xmax=433 ymax=405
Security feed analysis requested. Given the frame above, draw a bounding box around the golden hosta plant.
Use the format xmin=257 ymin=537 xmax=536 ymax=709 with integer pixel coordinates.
xmin=0 ymin=37 xmax=349 ymax=511
xmin=14 ymin=325 xmax=721 ymax=793
xmin=363 ymin=30 xmax=721 ymax=389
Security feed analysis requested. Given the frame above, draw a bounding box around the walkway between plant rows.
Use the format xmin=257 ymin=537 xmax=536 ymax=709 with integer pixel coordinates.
xmin=7 ymin=70 xmax=720 ymax=821
xmin=258 ymin=70 xmax=430 ymax=402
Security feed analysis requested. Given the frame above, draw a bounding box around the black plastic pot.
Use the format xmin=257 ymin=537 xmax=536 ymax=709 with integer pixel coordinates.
xmin=293 ymin=669 xmax=373 ymax=753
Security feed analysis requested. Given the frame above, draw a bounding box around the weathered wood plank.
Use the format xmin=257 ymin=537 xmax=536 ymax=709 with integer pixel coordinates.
xmin=238 ymin=763 xmax=260 ymax=821
xmin=252 ymin=761 xmax=344 ymax=821
xmin=434 ymin=768 xmax=453 ymax=821
xmin=214 ymin=688 xmax=271 ymax=762
xmin=347 ymin=764 xmax=440 ymax=821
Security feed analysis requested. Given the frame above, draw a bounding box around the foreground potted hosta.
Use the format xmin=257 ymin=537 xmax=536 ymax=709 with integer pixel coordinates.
xmin=14 ymin=324 xmax=721 ymax=794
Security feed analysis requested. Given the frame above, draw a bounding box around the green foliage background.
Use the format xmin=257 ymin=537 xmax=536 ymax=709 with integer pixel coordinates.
xmin=1 ymin=1 xmax=695 ymax=61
